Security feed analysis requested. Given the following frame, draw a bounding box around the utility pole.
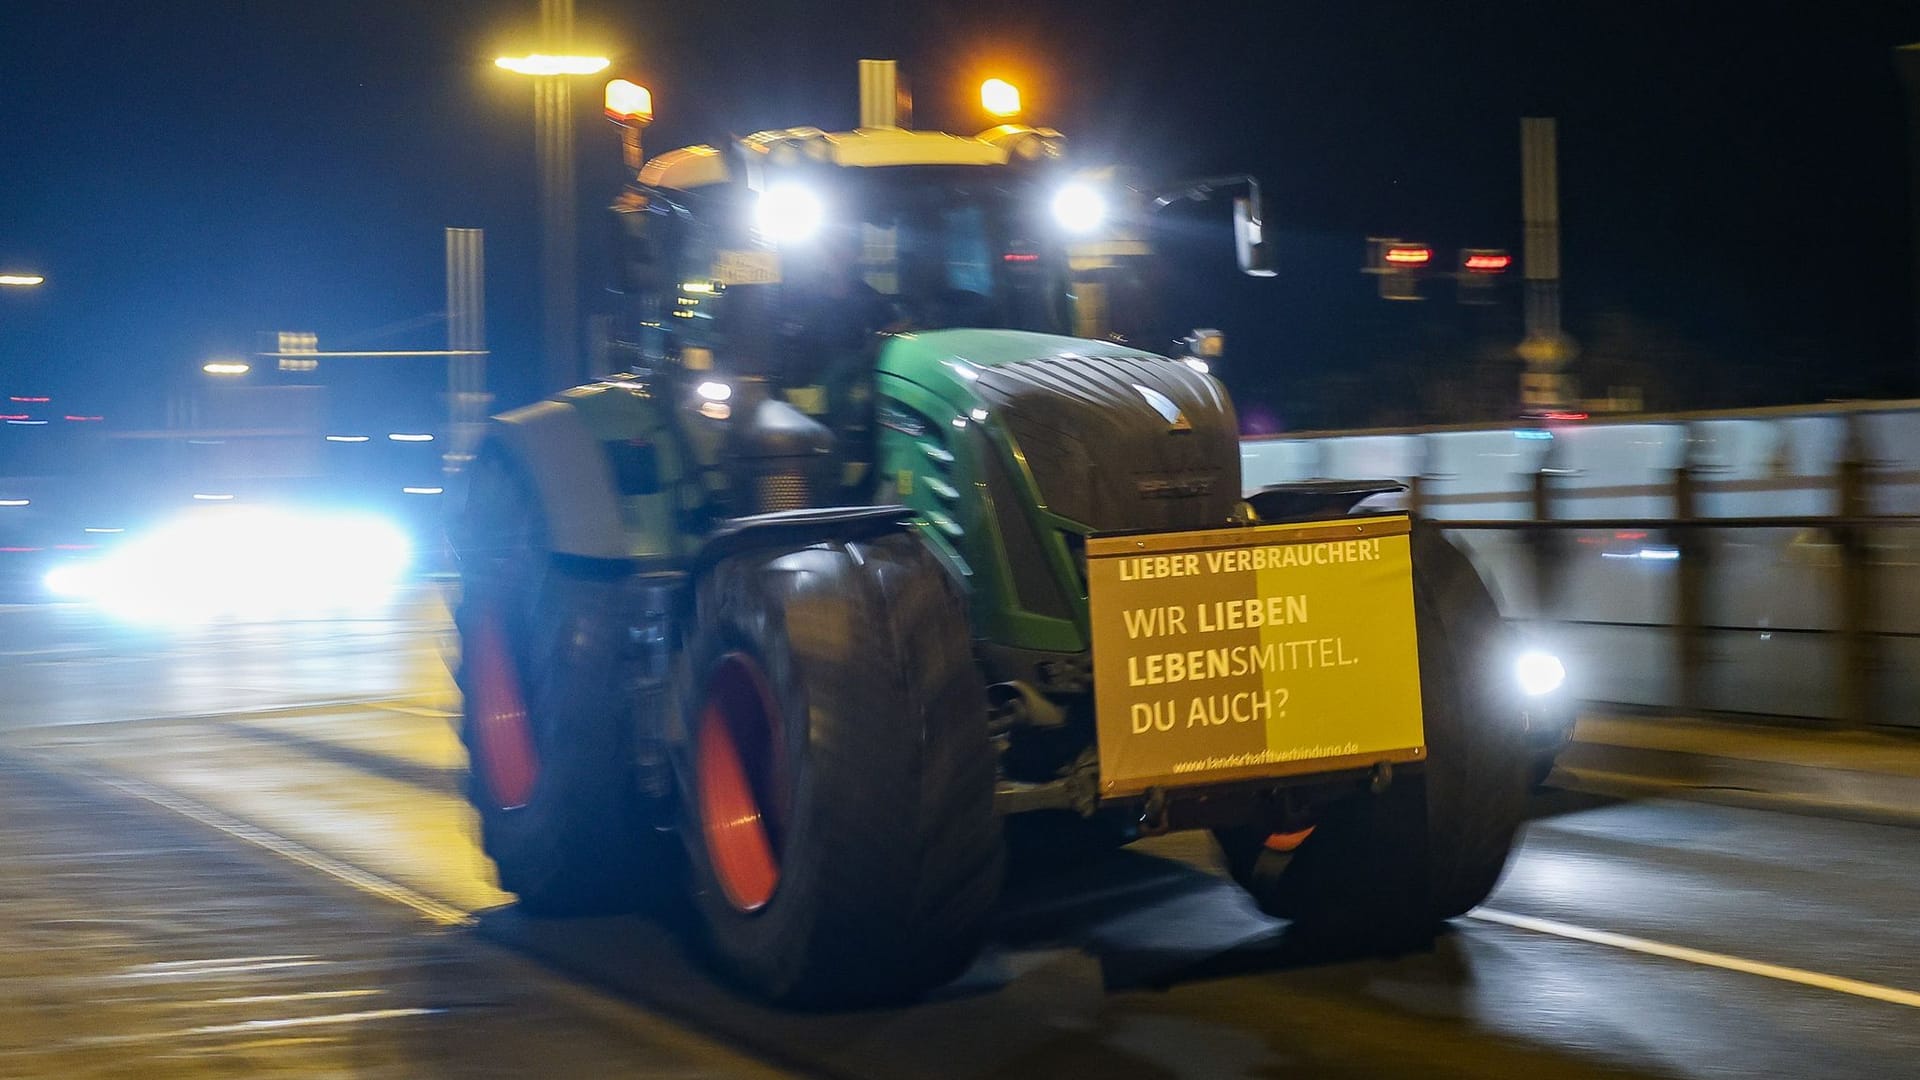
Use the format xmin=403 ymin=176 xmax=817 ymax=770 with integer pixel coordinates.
xmin=445 ymin=228 xmax=488 ymax=477
xmin=1518 ymin=117 xmax=1576 ymax=412
xmin=1897 ymin=44 xmax=1920 ymax=377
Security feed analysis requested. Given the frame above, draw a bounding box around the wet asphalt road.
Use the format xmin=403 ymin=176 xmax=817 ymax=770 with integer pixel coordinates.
xmin=0 ymin=594 xmax=1915 ymax=1079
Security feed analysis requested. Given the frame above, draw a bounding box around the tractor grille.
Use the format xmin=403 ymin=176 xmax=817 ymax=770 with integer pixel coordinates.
xmin=755 ymin=471 xmax=810 ymax=513
xmin=974 ymin=354 xmax=1240 ymax=533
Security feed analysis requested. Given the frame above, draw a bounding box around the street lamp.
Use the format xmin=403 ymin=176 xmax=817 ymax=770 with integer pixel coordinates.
xmin=0 ymin=274 xmax=46 ymax=287
xmin=495 ymin=54 xmax=608 ymax=76
xmin=494 ymin=0 xmax=609 ymax=392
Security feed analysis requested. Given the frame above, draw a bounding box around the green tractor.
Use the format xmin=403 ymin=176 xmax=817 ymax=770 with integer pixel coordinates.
xmin=454 ymin=63 xmax=1548 ymax=1006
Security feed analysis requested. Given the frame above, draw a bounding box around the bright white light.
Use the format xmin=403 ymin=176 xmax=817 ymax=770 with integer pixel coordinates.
xmin=6 ymin=420 xmax=47 ymax=426
xmin=202 ymin=361 xmax=250 ymax=375
xmin=388 ymin=433 xmax=434 ymax=443
xmin=754 ymin=183 xmax=825 ymax=245
xmin=1182 ymin=357 xmax=1210 ymax=374
xmin=326 ymin=435 xmax=371 ymax=443
xmin=0 ymin=499 xmax=28 ymax=507
xmin=696 ymin=381 xmax=733 ymax=402
xmin=84 ymin=527 xmax=123 ymax=534
xmin=193 ymin=493 xmax=235 ymax=501
xmin=402 ymin=487 xmax=444 ymax=495
xmin=1638 ymin=547 xmax=1680 ymax=561
xmin=64 ymin=507 xmax=411 ymax=626
xmin=970 ymin=408 xmax=989 ymax=422
xmin=1051 ymin=183 xmax=1107 ymax=234
xmin=0 ymin=274 xmax=47 ymax=287
xmin=43 ymin=563 xmax=93 ymax=599
xmin=495 ymin=54 xmax=611 ymax=77
xmin=1515 ymin=650 xmax=1567 ymax=697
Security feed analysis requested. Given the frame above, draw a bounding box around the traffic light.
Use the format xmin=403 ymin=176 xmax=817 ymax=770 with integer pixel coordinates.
xmin=1365 ymin=238 xmax=1432 ymax=300
xmin=1457 ymin=248 xmax=1512 ymax=305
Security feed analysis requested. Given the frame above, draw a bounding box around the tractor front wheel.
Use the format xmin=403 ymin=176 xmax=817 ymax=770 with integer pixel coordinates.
xmin=678 ymin=530 xmax=1002 ymax=1006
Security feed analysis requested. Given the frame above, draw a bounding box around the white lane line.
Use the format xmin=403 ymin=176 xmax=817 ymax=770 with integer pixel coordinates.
xmin=195 ymin=989 xmax=384 ymax=1007
xmin=61 ymin=761 xmax=475 ymax=928
xmin=1471 ymin=907 xmax=1920 ymax=1010
xmin=78 ymin=1007 xmax=445 ymax=1045
xmin=9 ymin=694 xmax=448 ymax=732
xmin=368 ymin=702 xmax=459 ymax=719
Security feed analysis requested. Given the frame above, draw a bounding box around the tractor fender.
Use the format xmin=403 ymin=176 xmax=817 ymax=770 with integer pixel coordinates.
xmin=486 ymin=399 xmax=628 ymax=560
xmin=1245 ymin=478 xmax=1406 ymax=523
xmin=696 ymin=505 xmax=923 ymax=570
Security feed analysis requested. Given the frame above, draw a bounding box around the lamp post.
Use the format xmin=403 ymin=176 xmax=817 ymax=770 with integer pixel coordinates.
xmin=496 ymin=0 xmax=609 ymax=393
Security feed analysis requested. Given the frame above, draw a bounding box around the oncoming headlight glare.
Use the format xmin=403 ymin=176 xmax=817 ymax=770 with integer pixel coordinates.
xmin=52 ymin=507 xmax=412 ymax=625
xmin=1515 ymin=650 xmax=1567 ymax=697
xmin=1051 ymin=182 xmax=1107 ymax=234
xmin=754 ymin=182 xmax=825 ymax=245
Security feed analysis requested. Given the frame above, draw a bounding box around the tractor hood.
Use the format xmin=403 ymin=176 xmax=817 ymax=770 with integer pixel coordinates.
xmin=879 ymin=330 xmax=1242 ymax=534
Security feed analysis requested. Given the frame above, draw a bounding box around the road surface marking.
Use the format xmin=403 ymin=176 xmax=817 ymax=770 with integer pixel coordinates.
xmin=370 ymin=701 xmax=459 ymax=719
xmin=1472 ymin=907 xmax=1920 ymax=1009
xmin=78 ymin=1007 xmax=446 ymax=1045
xmin=64 ymin=761 xmax=475 ymax=927
xmin=195 ymin=989 xmax=384 ymax=1007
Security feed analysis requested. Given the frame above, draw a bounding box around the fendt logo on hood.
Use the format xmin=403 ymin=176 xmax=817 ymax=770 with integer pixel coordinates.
xmin=1131 ymin=384 xmax=1192 ymax=432
xmin=1134 ymin=473 xmax=1216 ymax=499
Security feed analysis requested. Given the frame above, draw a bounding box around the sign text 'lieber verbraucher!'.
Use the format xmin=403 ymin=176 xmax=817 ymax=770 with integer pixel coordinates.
xmin=1087 ymin=518 xmax=1425 ymax=796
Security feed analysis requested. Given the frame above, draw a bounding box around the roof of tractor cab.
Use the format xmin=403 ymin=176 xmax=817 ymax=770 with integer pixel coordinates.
xmin=637 ymin=124 xmax=1066 ymax=192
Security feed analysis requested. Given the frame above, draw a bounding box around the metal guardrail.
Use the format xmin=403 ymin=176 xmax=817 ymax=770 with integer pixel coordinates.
xmin=1421 ymin=455 xmax=1920 ymax=726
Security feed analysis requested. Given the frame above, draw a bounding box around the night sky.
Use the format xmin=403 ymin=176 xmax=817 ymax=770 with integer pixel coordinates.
xmin=3 ymin=1 xmax=1918 ymax=431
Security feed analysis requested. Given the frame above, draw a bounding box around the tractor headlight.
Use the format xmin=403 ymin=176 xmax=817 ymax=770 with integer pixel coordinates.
xmin=1051 ymin=182 xmax=1107 ymax=234
xmin=754 ymin=182 xmax=825 ymax=245
xmin=1515 ymin=650 xmax=1567 ymax=697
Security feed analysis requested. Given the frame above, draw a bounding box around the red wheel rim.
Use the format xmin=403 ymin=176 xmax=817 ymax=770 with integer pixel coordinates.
xmin=470 ymin=609 xmax=539 ymax=810
xmin=696 ymin=652 xmax=783 ymax=913
xmin=1264 ymin=827 xmax=1315 ymax=853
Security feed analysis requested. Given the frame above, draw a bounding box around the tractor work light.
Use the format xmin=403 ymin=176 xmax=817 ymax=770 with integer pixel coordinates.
xmin=1051 ymin=182 xmax=1107 ymax=234
xmin=754 ymin=182 xmax=826 ymax=245
xmin=605 ymin=79 xmax=653 ymax=124
xmin=981 ymin=78 xmax=1021 ymax=117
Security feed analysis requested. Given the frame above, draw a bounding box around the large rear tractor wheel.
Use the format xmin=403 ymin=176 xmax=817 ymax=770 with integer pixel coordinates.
xmin=454 ymin=450 xmax=669 ymax=914
xmin=678 ymin=530 xmax=1002 ymax=1006
xmin=1217 ymin=524 xmax=1529 ymax=944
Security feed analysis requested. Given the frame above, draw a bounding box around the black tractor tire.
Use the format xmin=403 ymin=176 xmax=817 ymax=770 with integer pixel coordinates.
xmin=677 ymin=530 xmax=1002 ymax=1007
xmin=454 ymin=449 xmax=668 ymax=915
xmin=1217 ymin=523 xmax=1529 ymax=942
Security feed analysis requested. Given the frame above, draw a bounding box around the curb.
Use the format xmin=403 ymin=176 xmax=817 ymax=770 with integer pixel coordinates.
xmin=1550 ymin=739 xmax=1920 ymax=829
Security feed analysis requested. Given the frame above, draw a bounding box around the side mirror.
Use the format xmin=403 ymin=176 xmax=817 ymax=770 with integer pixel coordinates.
xmin=1186 ymin=328 xmax=1225 ymax=360
xmin=1233 ymin=194 xmax=1276 ymax=277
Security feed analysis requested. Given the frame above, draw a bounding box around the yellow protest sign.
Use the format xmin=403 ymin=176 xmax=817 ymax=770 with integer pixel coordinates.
xmin=1087 ymin=515 xmax=1425 ymax=797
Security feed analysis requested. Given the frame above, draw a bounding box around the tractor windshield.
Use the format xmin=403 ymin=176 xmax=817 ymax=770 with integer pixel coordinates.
xmin=638 ymin=166 xmax=1078 ymax=371
xmin=795 ymin=165 xmax=1072 ymax=336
